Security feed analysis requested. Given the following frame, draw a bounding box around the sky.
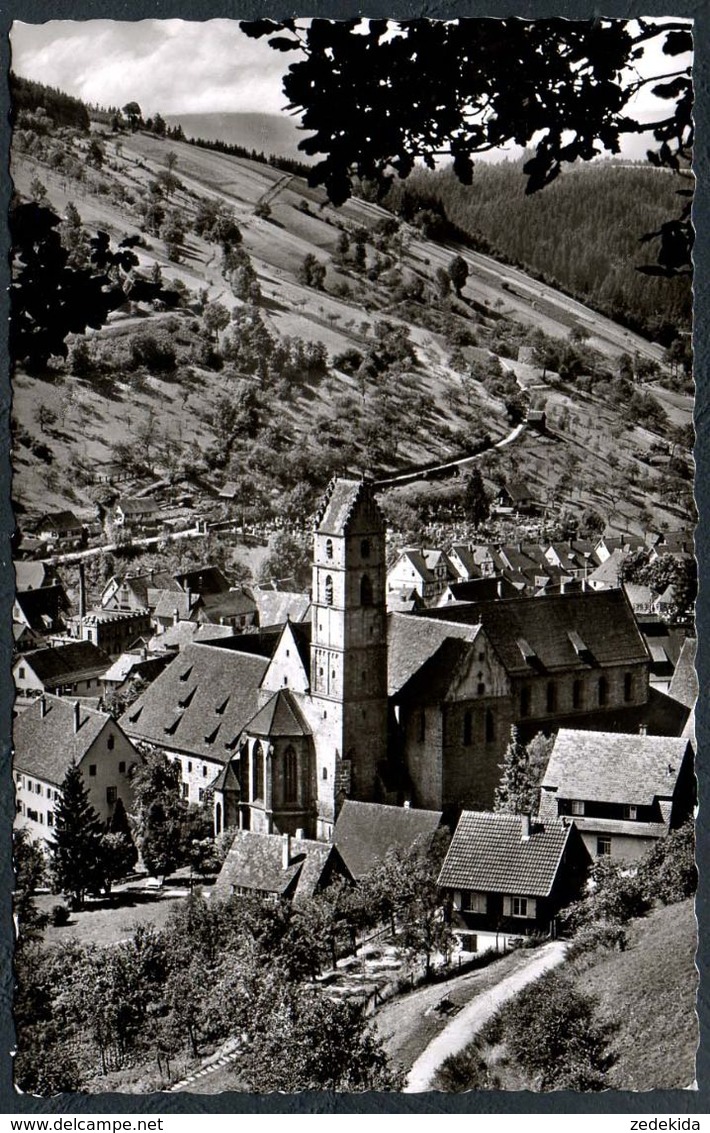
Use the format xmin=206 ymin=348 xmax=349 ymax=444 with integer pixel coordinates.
xmin=10 ymin=18 xmax=693 ymax=153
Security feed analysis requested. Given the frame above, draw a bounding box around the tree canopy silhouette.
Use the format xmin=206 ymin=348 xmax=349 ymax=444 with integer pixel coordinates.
xmin=10 ymin=201 xmax=179 ymax=371
xmin=241 ymin=18 xmax=693 ymax=274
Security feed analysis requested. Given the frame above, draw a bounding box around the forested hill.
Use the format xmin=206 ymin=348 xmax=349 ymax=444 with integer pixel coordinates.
xmin=381 ymin=162 xmax=692 ymax=343
xmin=10 ymin=73 xmax=90 ymax=131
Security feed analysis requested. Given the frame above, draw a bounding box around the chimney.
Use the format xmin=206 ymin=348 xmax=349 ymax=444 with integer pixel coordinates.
xmin=73 ymin=700 xmax=81 ymax=734
xmin=639 ymin=723 xmax=648 ymax=736
xmin=173 ymin=608 xmax=180 ymax=626
xmin=295 ymin=828 xmax=304 ymax=841
xmin=185 ymin=587 xmax=191 ymax=609
xmin=39 ymin=695 xmax=47 ymax=718
xmin=403 ymin=799 xmax=411 ymax=809
xmin=521 ymin=813 xmax=531 ymax=841
xmin=497 ymin=578 xmax=503 ymax=599
xmin=282 ymin=832 xmax=291 ymax=869
xmin=78 ymin=562 xmax=86 ymax=621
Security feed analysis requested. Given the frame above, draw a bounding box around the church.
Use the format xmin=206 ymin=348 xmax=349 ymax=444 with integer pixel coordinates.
xmin=121 ymin=477 xmax=673 ymax=840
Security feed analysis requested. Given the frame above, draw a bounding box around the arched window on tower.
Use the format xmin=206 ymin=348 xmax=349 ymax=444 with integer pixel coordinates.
xmin=324 ymin=575 xmax=333 ymax=606
xmin=360 ymin=574 xmax=373 ymax=606
xmin=325 ymin=538 xmax=333 ymax=560
xmin=284 ymin=745 xmax=298 ymax=803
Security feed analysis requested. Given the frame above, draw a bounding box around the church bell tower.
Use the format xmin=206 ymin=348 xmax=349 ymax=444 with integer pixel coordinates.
xmin=308 ymin=477 xmax=389 ymax=839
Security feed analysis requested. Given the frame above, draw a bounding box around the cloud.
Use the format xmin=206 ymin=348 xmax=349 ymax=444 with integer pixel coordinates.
xmin=10 ymin=19 xmax=291 ymax=115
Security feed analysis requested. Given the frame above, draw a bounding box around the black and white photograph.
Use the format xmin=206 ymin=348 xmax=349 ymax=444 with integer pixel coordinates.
xmin=7 ymin=15 xmax=698 ymax=1098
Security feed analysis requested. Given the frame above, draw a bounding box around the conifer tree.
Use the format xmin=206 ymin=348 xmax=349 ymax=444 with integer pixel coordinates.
xmin=494 ymin=726 xmax=537 ymax=815
xmin=51 ymin=762 xmax=106 ymax=909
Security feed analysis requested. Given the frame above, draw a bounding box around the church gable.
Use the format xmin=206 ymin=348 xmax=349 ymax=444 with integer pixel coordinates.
xmin=449 ymin=630 xmax=511 ymax=702
xmin=261 ymin=621 xmax=310 ymax=696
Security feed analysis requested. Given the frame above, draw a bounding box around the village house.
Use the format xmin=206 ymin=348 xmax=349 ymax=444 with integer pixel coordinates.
xmin=539 ymin=728 xmax=695 ymax=862
xmin=80 ymin=607 xmax=152 ymax=657
xmin=101 ymin=570 xmax=181 ymax=613
xmin=493 ymin=479 xmax=539 ymax=515
xmin=386 ymin=548 xmax=453 ymax=603
xmin=447 ymin=543 xmax=481 ymax=583
xmin=212 ymin=829 xmax=349 ymax=903
xmin=13 ymin=641 xmax=112 ymax=707
xmin=13 ymin=581 xmax=70 ymax=642
xmin=438 ymin=810 xmax=591 ymax=953
xmin=35 ymin=510 xmax=84 ymax=548
xmin=114 ymin=497 xmax=161 ymax=529
xmin=13 ymin=695 xmax=140 ymax=844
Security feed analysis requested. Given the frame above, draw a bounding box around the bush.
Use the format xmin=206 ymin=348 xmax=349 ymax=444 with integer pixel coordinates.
xmin=433 ymin=1038 xmax=497 ymax=1091
xmin=503 ymin=971 xmax=614 ymax=1090
xmin=638 ymin=820 xmax=697 ymax=905
xmin=566 ymin=921 xmax=627 ymax=961
xmin=51 ymin=903 xmax=71 ymax=927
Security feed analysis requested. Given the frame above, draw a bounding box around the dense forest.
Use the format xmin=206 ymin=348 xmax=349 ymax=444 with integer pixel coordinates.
xmin=10 ymin=73 xmax=90 ymax=131
xmin=380 ymin=162 xmax=692 ymax=343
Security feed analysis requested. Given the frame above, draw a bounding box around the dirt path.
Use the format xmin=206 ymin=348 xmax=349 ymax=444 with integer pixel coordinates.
xmin=404 ymin=941 xmax=567 ymax=1092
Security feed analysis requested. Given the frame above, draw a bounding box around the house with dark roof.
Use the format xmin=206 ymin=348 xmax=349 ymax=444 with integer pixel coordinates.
xmin=101 ymin=571 xmax=181 ymax=613
xmin=13 ymin=641 xmax=112 ymax=706
xmin=447 ymin=544 xmax=481 ymax=583
xmin=196 ymin=589 xmax=257 ymax=630
xmin=438 ymin=810 xmax=591 ymax=953
xmin=333 ymin=800 xmax=443 ymax=881
xmin=13 ymin=695 xmax=140 ymax=843
xmin=13 ymin=583 xmax=70 ymax=638
xmin=35 ymin=511 xmax=84 ymax=547
xmin=494 ymin=479 xmax=539 ymax=514
xmin=212 ymin=829 xmax=348 ymax=903
xmin=252 ymin=587 xmax=310 ymax=628
xmin=539 ymin=729 xmax=695 ymax=861
xmin=121 ymin=640 xmax=270 ymax=809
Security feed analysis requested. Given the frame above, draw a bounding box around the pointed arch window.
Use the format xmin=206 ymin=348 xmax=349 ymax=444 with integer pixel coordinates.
xmin=284 ymin=745 xmax=298 ymax=803
xmin=253 ymin=740 xmax=264 ymax=801
xmin=324 ymin=575 xmax=333 ymax=606
xmin=360 ymin=573 xmax=373 ymax=606
xmin=325 ymin=538 xmax=333 ymax=560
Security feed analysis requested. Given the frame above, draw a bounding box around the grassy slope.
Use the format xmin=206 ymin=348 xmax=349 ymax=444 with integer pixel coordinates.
xmin=576 ymin=898 xmax=698 ymax=1091
xmin=11 ymin=128 xmax=693 ymax=531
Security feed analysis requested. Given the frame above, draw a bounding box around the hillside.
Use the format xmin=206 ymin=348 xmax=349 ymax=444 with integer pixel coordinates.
xmin=10 ymin=101 xmax=695 ymax=541
xmin=577 ymin=898 xmax=698 ymax=1090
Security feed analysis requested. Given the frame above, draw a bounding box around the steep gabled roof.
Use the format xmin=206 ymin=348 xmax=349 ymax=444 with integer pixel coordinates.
xmin=244 ymin=689 xmax=312 ymax=738
xmin=17 ymin=641 xmax=112 ymax=686
xmin=13 ymin=695 xmax=126 ymax=784
xmin=387 ymin=612 xmax=482 ymax=696
xmin=542 ymin=729 xmax=692 ymax=807
xmin=438 ymin=811 xmax=574 ymax=896
xmin=198 ymin=590 xmax=257 ymax=622
xmin=117 ymin=497 xmax=160 ymax=516
xmin=314 ymin=477 xmax=384 ymax=536
xmin=333 ymin=800 xmax=442 ymax=881
xmin=14 ymin=584 xmax=70 ymax=632
xmin=36 ymin=510 xmax=82 ymax=532
xmin=120 ymin=642 xmax=268 ymax=760
xmin=174 ymin=566 xmax=231 ymax=596
xmin=213 ymin=830 xmax=339 ymax=902
xmin=253 ymin=589 xmax=310 ymax=628
xmin=414 ymin=590 xmax=649 ymax=675
xmin=395 ymin=637 xmax=480 ymax=704
xmin=15 ymin=561 xmax=52 ymax=592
